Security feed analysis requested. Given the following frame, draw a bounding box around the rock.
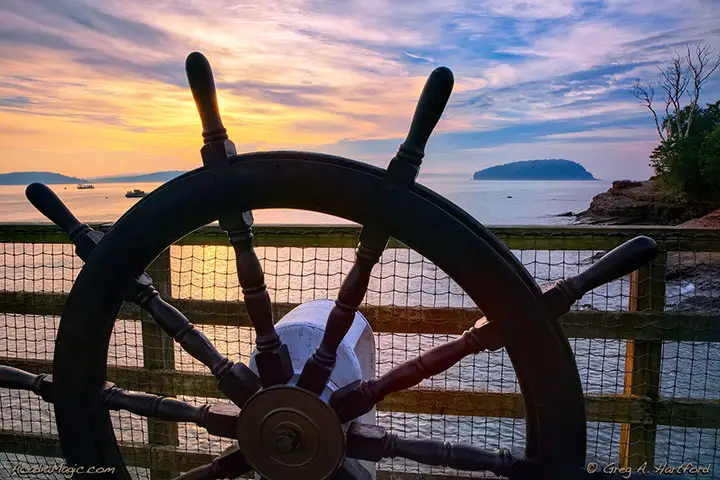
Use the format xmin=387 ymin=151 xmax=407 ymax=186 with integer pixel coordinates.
xmin=665 ymin=253 xmax=720 ymax=281
xmin=676 ymin=209 xmax=720 ymax=228
xmin=667 ymin=295 xmax=720 ymax=315
xmin=506 ymin=195 xmax=512 ymax=198
xmin=574 ymin=179 xmax=717 ymax=226
xmin=557 ymin=211 xmax=574 ymax=217
xmin=612 ymin=180 xmax=643 ymax=191
xmin=661 ymin=252 xmax=720 ymax=317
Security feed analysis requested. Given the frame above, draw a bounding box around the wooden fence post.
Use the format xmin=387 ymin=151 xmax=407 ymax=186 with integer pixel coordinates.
xmin=618 ymin=250 xmax=666 ymax=469
xmin=141 ymin=248 xmax=179 ymax=479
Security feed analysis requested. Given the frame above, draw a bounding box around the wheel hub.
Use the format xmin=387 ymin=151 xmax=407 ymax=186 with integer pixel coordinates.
xmin=238 ymin=385 xmax=345 ymax=480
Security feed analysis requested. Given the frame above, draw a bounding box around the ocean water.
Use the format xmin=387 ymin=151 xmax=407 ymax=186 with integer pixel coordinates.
xmin=0 ymin=176 xmax=612 ymax=225
xmin=1 ymin=176 xmax=718 ymax=478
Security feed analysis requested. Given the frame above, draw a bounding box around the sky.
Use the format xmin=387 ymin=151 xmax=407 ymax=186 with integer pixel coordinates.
xmin=1 ymin=0 xmax=719 ymax=181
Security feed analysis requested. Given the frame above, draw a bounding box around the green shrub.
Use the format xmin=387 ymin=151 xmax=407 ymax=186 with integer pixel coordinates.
xmin=699 ymin=126 xmax=720 ymax=199
xmin=650 ymin=101 xmax=720 ymax=201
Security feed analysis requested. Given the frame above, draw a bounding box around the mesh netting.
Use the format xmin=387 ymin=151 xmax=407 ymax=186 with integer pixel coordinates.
xmin=0 ymin=224 xmax=718 ymax=479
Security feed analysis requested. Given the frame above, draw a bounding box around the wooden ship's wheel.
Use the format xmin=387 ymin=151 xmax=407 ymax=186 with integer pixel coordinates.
xmin=0 ymin=52 xmax=666 ymax=479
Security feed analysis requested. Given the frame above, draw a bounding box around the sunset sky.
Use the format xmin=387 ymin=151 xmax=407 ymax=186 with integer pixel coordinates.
xmin=1 ymin=0 xmax=719 ymax=180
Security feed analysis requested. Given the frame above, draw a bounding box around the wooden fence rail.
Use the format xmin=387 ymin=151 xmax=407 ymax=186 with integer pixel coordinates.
xmin=1 ymin=223 xmax=719 ymax=478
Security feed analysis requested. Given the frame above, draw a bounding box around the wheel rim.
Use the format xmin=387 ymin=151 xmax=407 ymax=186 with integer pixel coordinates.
xmin=53 ymin=153 xmax=587 ymax=479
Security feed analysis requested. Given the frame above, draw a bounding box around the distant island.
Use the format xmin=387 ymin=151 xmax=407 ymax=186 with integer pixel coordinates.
xmin=0 ymin=172 xmax=87 ymax=185
xmin=473 ymin=159 xmax=597 ymax=180
xmin=0 ymin=170 xmax=186 ymax=185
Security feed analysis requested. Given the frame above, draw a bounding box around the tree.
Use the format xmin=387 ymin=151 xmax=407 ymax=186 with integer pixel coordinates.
xmin=648 ymin=101 xmax=720 ymax=199
xmin=633 ymin=42 xmax=720 ymax=201
xmin=633 ymin=42 xmax=720 ymax=142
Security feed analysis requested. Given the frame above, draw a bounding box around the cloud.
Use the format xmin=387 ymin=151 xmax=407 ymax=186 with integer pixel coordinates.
xmin=477 ymin=0 xmax=577 ymax=19
xmin=537 ymin=126 xmax=659 ymax=142
xmin=217 ymin=80 xmax=336 ymax=108
xmin=0 ymin=96 xmax=33 ymax=108
xmin=404 ymin=52 xmax=436 ymax=63
xmin=0 ymin=0 xmax=719 ymax=177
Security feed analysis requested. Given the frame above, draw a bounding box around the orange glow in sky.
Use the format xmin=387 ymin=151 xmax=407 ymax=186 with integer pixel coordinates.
xmin=1 ymin=1 xmax=717 ymax=180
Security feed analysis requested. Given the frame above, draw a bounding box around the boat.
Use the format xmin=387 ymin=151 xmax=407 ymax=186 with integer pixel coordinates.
xmin=76 ymin=184 xmax=94 ymax=189
xmin=125 ymin=189 xmax=146 ymax=198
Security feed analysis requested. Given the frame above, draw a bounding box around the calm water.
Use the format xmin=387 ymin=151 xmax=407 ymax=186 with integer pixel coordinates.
xmin=0 ymin=176 xmax=611 ymax=225
xmin=1 ymin=177 xmax=718 ymax=478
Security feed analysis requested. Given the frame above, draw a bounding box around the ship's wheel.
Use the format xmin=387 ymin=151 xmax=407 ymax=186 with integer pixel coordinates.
xmin=3 ymin=52 xmax=660 ymax=480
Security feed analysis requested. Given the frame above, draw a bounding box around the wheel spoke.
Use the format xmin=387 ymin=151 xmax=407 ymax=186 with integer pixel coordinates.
xmin=329 ymin=236 xmax=662 ymax=419
xmin=330 ymin=458 xmax=373 ymax=480
xmin=102 ymin=384 xmax=241 ymax=439
xmin=330 ymin=325 xmax=497 ymax=423
xmin=23 ymin=182 xmax=261 ymax=408
xmin=220 ymin=213 xmax=293 ymax=388
xmin=185 ymin=51 xmax=293 ymax=389
xmin=541 ymin=236 xmax=658 ymax=319
xmin=296 ymin=228 xmax=388 ymax=394
xmin=172 ymin=444 xmax=251 ymax=480
xmin=185 ymin=51 xmax=238 ymax=166
xmin=297 ymin=66 xmax=455 ymax=395
xmin=102 ymin=383 xmax=204 ymax=423
xmin=142 ymin=52 xmax=262 ymax=406
xmin=135 ymin=283 xmax=261 ymax=408
xmin=345 ymin=422 xmax=531 ymax=477
xmin=0 ymin=366 xmax=53 ymax=402
xmin=0 ymin=366 xmax=241 ymax=439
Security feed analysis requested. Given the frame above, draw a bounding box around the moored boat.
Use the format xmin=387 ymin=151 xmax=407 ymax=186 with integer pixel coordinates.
xmin=125 ymin=189 xmax=146 ymax=198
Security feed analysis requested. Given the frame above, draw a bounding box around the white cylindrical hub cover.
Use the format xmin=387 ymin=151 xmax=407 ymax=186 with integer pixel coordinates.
xmin=250 ymin=299 xmax=375 ymax=392
xmin=248 ymin=299 xmax=377 ymax=477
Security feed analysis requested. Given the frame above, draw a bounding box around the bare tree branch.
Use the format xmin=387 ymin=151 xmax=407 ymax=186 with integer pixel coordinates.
xmin=632 ymin=79 xmax=665 ymax=141
xmin=658 ymin=72 xmax=675 ymax=135
xmin=632 ymin=41 xmax=720 ymax=146
xmin=684 ymin=42 xmax=720 ymax=136
xmin=657 ymin=50 xmax=690 ymax=137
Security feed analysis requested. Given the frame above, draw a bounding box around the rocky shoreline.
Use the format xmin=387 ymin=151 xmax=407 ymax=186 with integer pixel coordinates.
xmin=573 ymin=179 xmax=718 ymax=226
xmin=567 ymin=179 xmax=720 ymax=315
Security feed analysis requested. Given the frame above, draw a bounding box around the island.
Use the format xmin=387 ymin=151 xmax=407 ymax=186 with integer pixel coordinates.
xmin=472 ymin=159 xmax=596 ymax=180
xmin=0 ymin=170 xmax=187 ymax=185
xmin=0 ymin=172 xmax=87 ymax=185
